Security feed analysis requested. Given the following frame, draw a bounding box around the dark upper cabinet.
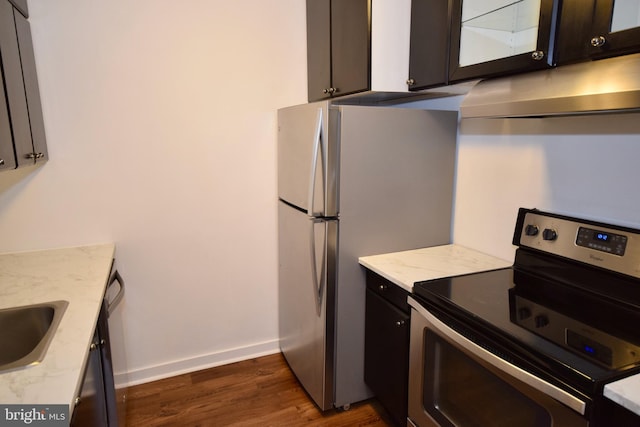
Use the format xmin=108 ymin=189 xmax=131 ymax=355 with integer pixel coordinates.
xmin=0 ymin=66 xmax=16 ymax=170
xmin=306 ymin=0 xmax=332 ymax=101
xmin=448 ymin=0 xmax=557 ymax=83
xmin=310 ymin=0 xmax=640 ymax=99
xmin=330 ymin=0 xmax=370 ymax=98
xmin=0 ymin=0 xmax=48 ymax=170
xmin=556 ymin=0 xmax=640 ymax=64
xmin=306 ymin=0 xmax=370 ymax=101
xmin=407 ymin=0 xmax=450 ymax=90
xmin=8 ymin=0 xmax=27 ymax=17
xmin=307 ymin=0 xmax=422 ymax=100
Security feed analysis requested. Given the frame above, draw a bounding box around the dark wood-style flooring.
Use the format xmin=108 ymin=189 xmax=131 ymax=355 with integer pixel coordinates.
xmin=126 ymin=353 xmax=393 ymax=426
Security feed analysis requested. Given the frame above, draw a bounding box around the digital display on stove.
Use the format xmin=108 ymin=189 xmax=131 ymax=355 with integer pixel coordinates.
xmin=576 ymin=227 xmax=627 ymax=256
xmin=567 ymin=330 xmax=613 ymax=366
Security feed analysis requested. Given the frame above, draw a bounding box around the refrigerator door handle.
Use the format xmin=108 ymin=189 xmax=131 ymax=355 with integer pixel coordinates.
xmin=309 ymin=218 xmax=326 ymax=317
xmin=307 ymin=108 xmax=323 ymax=217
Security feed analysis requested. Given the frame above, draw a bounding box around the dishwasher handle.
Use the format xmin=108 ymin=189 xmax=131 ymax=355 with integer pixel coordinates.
xmin=107 ymin=269 xmax=125 ymax=316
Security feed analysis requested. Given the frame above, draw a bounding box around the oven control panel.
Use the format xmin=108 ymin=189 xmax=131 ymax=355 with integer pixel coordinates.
xmin=511 ymin=293 xmax=640 ymax=368
xmin=514 ymin=208 xmax=640 ymax=279
xmin=576 ymin=226 xmax=627 ymax=256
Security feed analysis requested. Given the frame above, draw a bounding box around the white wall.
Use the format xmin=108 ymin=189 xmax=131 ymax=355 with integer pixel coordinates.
xmin=452 ymin=113 xmax=640 ymax=261
xmin=0 ymin=0 xmax=307 ymax=384
xmin=408 ymin=96 xmax=640 ymax=262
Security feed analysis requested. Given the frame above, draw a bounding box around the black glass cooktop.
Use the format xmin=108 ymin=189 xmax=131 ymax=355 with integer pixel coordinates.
xmin=412 ymin=265 xmax=640 ymax=395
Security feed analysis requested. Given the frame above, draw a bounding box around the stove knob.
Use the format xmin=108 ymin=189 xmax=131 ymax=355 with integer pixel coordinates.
xmin=524 ymin=225 xmax=539 ymax=236
xmin=535 ymin=315 xmax=549 ymax=328
xmin=518 ymin=307 xmax=532 ymax=320
xmin=542 ymin=229 xmax=557 ymax=241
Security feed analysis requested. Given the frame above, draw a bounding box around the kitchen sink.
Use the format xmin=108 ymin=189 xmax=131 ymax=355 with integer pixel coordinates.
xmin=0 ymin=300 xmax=68 ymax=373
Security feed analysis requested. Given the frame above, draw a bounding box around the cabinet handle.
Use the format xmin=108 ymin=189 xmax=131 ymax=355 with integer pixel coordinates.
xmin=531 ymin=51 xmax=545 ymax=61
xmin=396 ymin=320 xmax=406 ymax=327
xmin=406 ymin=78 xmax=415 ymax=86
xmin=25 ymin=152 xmax=45 ymax=160
xmin=378 ymin=284 xmax=388 ymax=291
xmin=591 ymin=36 xmax=606 ymax=47
xmin=0 ymin=159 xmax=4 ymax=166
xmin=322 ymin=87 xmax=337 ymax=95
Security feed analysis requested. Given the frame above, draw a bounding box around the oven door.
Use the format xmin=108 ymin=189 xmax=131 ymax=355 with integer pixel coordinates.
xmin=407 ymin=297 xmax=589 ymax=427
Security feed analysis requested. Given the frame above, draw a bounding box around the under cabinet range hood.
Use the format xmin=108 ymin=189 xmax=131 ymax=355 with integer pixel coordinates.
xmin=460 ymin=53 xmax=640 ymax=118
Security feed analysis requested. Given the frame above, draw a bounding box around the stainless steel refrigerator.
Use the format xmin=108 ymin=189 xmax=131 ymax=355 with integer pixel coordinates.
xmin=277 ymin=101 xmax=457 ymax=410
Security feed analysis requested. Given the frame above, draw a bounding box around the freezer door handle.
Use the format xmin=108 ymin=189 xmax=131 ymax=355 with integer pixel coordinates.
xmin=309 ymin=218 xmax=326 ymax=316
xmin=307 ymin=108 xmax=323 ymax=217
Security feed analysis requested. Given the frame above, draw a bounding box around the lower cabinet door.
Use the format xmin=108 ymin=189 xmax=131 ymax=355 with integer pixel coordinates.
xmin=364 ymin=288 xmax=409 ymax=426
xmin=71 ymin=329 xmax=108 ymax=427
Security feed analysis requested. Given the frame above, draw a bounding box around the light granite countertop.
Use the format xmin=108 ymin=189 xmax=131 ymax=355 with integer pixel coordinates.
xmin=604 ymin=374 xmax=640 ymax=417
xmin=0 ymin=244 xmax=115 ymax=414
xmin=358 ymin=243 xmax=512 ymax=292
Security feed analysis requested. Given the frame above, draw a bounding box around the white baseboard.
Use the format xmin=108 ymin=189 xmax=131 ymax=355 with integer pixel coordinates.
xmin=116 ymin=339 xmax=281 ymax=387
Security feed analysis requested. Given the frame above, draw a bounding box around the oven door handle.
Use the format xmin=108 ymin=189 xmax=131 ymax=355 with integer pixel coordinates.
xmin=408 ymin=297 xmax=587 ymax=416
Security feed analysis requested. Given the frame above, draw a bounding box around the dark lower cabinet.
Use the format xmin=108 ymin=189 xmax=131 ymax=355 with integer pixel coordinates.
xmin=597 ymin=395 xmax=640 ymax=426
xmin=364 ymin=270 xmax=409 ymax=427
xmin=72 ymin=264 xmax=125 ymax=427
xmin=71 ymin=301 xmax=111 ymax=427
xmin=72 ymin=323 xmax=109 ymax=426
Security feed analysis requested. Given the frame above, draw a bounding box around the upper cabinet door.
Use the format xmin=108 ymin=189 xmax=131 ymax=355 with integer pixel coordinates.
xmin=448 ymin=0 xmax=556 ymax=83
xmin=330 ymin=0 xmax=370 ymax=98
xmin=0 ymin=0 xmax=47 ymax=169
xmin=307 ymin=0 xmax=332 ymax=102
xmin=553 ymin=0 xmax=596 ymax=63
xmin=556 ymin=0 xmax=640 ymax=64
xmin=306 ymin=0 xmax=370 ymax=102
xmin=15 ymin=12 xmax=47 ymax=163
xmin=0 ymin=67 xmax=17 ymax=170
xmin=8 ymin=0 xmax=26 ymax=17
xmin=407 ymin=0 xmax=450 ymax=90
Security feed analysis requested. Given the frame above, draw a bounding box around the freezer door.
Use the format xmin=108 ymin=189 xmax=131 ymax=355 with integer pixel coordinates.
xmin=277 ymin=101 xmax=337 ymax=217
xmin=278 ymin=201 xmax=337 ymax=410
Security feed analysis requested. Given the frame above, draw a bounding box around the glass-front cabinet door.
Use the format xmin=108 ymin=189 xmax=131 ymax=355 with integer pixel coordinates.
xmin=556 ymin=0 xmax=640 ymax=64
xmin=449 ymin=0 xmax=556 ymax=82
xmin=590 ymin=0 xmax=640 ymax=57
